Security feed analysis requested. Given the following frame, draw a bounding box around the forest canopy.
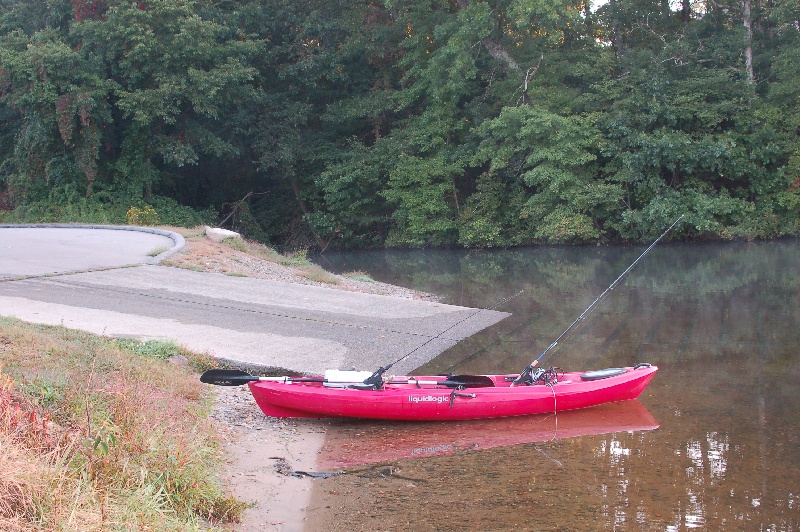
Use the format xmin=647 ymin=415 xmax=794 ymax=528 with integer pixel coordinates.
xmin=1 ymin=0 xmax=798 ymax=249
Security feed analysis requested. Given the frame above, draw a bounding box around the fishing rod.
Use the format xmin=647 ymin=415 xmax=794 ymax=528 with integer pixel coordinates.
xmin=512 ymin=215 xmax=685 ymax=386
xmin=201 ymin=291 xmax=523 ymax=391
xmin=362 ymin=289 xmax=524 ymax=388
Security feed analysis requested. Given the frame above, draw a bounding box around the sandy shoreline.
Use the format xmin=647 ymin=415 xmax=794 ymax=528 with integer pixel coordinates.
xmin=213 ymin=386 xmax=335 ymax=531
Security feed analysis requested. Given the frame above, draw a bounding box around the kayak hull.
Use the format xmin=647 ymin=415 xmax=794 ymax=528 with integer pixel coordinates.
xmin=248 ymin=365 xmax=658 ymax=421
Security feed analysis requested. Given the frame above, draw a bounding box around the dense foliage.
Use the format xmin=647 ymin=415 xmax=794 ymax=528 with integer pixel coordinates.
xmin=1 ymin=0 xmax=798 ymax=248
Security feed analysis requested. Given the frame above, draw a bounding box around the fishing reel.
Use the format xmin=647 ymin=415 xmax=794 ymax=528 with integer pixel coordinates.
xmin=537 ymin=367 xmax=563 ymax=385
xmin=361 ymin=365 xmax=391 ymax=390
xmin=511 ymin=366 xmax=562 ymax=386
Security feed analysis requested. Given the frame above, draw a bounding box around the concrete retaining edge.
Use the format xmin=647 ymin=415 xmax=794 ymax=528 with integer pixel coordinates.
xmin=0 ymin=223 xmax=186 ymax=264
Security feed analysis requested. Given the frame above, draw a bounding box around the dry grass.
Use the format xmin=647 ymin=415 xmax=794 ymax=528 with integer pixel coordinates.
xmin=0 ymin=318 xmax=244 ymax=530
xmin=297 ymin=265 xmax=340 ymax=284
xmin=159 ymin=227 xmax=344 ymax=286
xmin=0 ymin=432 xmax=44 ymax=531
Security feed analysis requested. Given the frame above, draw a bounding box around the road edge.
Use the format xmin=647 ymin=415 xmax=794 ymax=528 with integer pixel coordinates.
xmin=0 ymin=223 xmax=185 ymax=263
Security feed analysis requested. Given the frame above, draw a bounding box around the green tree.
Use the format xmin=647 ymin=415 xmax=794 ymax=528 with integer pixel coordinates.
xmin=75 ymin=0 xmax=259 ymax=200
xmin=474 ymin=105 xmax=618 ymax=243
xmin=0 ymin=0 xmax=798 ymax=244
xmin=594 ymin=0 xmax=795 ymax=239
xmin=0 ymin=27 xmax=114 ymax=201
xmin=382 ymin=153 xmax=460 ymax=246
xmin=0 ymin=0 xmax=260 ymax=215
xmin=764 ymin=1 xmax=800 ymax=234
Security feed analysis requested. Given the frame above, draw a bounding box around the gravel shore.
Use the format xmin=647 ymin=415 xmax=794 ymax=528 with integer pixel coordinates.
xmin=162 ymin=231 xmax=438 ymax=301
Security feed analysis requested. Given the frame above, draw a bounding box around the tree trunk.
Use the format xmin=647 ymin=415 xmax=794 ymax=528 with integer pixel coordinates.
xmin=454 ymin=0 xmax=523 ymax=80
xmin=482 ymin=37 xmax=521 ymax=74
xmin=286 ymin=168 xmax=326 ymax=250
xmin=681 ymin=0 xmax=692 ymax=23
xmin=743 ymin=0 xmax=755 ymax=84
xmin=610 ymin=0 xmax=624 ymax=56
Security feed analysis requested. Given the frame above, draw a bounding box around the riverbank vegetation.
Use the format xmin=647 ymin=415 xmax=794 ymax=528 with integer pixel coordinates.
xmin=0 ymin=317 xmax=244 ymax=530
xmin=1 ymin=0 xmax=798 ymax=249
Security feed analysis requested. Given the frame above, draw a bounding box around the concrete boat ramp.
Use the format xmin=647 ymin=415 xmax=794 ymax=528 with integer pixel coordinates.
xmin=0 ymin=225 xmax=508 ymax=374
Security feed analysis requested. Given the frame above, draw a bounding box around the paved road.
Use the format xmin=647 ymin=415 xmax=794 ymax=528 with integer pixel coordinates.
xmin=0 ymin=226 xmax=507 ymax=374
xmin=0 ymin=225 xmax=181 ymax=278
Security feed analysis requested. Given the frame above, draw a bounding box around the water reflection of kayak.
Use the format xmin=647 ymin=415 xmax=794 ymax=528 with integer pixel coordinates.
xmin=317 ymin=399 xmax=660 ymax=469
xmin=246 ymin=365 xmax=658 ymax=421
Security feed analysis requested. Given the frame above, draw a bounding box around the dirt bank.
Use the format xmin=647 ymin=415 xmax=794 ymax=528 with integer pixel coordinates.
xmin=161 ymin=228 xmax=437 ymax=301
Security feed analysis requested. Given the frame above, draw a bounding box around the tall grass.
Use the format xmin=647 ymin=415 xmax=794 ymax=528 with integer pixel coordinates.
xmin=0 ymin=318 xmax=243 ymax=530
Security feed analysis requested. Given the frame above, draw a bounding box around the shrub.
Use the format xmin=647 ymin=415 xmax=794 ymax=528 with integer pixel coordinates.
xmin=298 ymin=266 xmax=340 ymax=284
xmin=126 ymin=205 xmax=160 ymax=226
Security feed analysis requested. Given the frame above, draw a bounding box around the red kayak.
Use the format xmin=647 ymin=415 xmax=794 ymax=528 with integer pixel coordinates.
xmin=246 ymin=364 xmax=658 ymax=421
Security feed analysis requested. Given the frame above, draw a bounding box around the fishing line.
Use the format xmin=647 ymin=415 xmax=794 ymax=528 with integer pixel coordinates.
xmin=362 ymin=289 xmax=523 ymax=387
xmin=543 ymin=383 xmax=558 ymax=442
xmin=532 ymin=446 xmax=606 ymax=500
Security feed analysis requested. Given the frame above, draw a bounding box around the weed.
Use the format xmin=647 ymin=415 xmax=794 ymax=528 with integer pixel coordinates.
xmin=19 ymin=377 xmax=65 ymax=407
xmin=147 ymin=246 xmax=170 ymax=257
xmin=280 ymin=249 xmax=311 ymax=267
xmin=343 ymin=270 xmax=374 ymax=283
xmin=298 ymin=266 xmax=340 ymax=284
xmin=240 ymin=242 xmax=285 ymax=263
xmin=221 ymin=237 xmax=247 ymax=252
xmin=185 ymin=351 xmax=221 ymax=374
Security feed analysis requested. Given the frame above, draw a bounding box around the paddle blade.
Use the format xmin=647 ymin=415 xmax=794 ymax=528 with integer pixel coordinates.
xmin=200 ymin=369 xmax=258 ymax=386
xmin=443 ymin=375 xmax=495 ymax=388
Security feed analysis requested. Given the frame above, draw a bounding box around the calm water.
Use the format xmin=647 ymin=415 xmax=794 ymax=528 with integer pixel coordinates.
xmin=309 ymin=240 xmax=800 ymax=530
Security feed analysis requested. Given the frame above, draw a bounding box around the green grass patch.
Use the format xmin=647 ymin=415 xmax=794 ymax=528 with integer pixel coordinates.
xmin=0 ymin=319 xmax=244 ymax=530
xmin=221 ymin=236 xmax=247 ymax=252
xmin=342 ymin=271 xmax=374 ymax=283
xmin=112 ymin=338 xmax=184 ymax=360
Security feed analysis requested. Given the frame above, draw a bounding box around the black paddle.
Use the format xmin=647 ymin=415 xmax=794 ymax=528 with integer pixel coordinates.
xmin=199 ymin=369 xmax=318 ymax=386
xmin=199 ymin=369 xmax=494 ymax=388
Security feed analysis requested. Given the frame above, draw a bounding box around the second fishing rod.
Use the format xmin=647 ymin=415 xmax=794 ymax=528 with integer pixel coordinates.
xmin=512 ymin=215 xmax=685 ymax=386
